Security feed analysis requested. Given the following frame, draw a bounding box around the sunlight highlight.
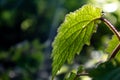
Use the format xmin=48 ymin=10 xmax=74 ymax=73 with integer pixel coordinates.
xmin=103 ymin=3 xmax=118 ymax=12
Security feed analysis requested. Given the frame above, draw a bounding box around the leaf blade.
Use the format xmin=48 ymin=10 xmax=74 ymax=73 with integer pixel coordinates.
xmin=51 ymin=4 xmax=102 ymax=78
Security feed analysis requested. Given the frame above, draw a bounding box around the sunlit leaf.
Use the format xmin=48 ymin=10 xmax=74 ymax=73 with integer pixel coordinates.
xmin=51 ymin=4 xmax=102 ymax=78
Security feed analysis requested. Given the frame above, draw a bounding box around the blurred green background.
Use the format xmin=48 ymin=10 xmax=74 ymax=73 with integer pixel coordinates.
xmin=0 ymin=0 xmax=120 ymax=80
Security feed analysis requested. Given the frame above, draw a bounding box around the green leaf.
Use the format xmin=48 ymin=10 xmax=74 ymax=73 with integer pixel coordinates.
xmin=51 ymin=4 xmax=102 ymax=78
xmin=106 ymin=35 xmax=120 ymax=61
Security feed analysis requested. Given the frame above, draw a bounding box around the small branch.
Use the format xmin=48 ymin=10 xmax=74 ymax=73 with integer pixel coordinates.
xmin=101 ymin=17 xmax=120 ymax=60
xmin=108 ymin=43 xmax=120 ymax=60
xmin=74 ymin=73 xmax=89 ymax=80
xmin=100 ymin=17 xmax=120 ymax=40
xmin=77 ymin=73 xmax=89 ymax=76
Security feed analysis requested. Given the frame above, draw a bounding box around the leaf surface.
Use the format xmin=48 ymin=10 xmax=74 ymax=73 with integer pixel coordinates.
xmin=51 ymin=4 xmax=102 ymax=78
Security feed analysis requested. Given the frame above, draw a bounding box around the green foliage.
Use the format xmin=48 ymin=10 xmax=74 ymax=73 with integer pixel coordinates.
xmin=89 ymin=59 xmax=120 ymax=80
xmin=51 ymin=4 xmax=102 ymax=78
xmin=0 ymin=39 xmax=44 ymax=80
xmin=65 ymin=72 xmax=77 ymax=80
xmin=51 ymin=3 xmax=120 ymax=80
xmin=64 ymin=65 xmax=84 ymax=80
xmin=77 ymin=65 xmax=84 ymax=74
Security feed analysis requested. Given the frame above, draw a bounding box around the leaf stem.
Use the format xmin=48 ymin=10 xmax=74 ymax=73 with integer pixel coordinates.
xmin=100 ymin=17 xmax=120 ymax=40
xmin=108 ymin=43 xmax=120 ymax=60
xmin=77 ymin=73 xmax=89 ymax=76
xmin=100 ymin=17 xmax=120 ymax=60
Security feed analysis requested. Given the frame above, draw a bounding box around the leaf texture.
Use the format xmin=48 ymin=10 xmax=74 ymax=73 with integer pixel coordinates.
xmin=51 ymin=4 xmax=102 ymax=78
